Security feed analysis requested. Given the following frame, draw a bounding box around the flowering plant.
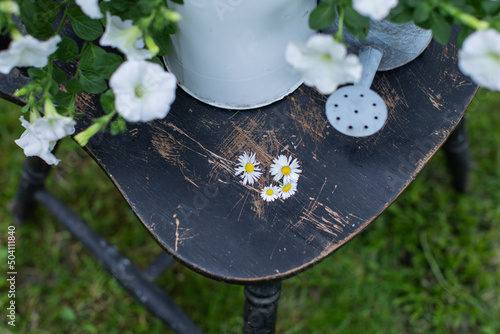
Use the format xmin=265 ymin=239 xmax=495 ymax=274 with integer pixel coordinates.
xmin=290 ymin=0 xmax=500 ymax=94
xmin=1 ymin=0 xmax=499 ymax=165
xmin=1 ymin=0 xmax=181 ymax=164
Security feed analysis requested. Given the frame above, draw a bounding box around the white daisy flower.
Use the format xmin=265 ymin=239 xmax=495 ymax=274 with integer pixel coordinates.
xmin=285 ymin=34 xmax=362 ymax=94
xmin=270 ymin=155 xmax=302 ymax=183
xmin=234 ymin=152 xmax=263 ymax=185
xmin=260 ymin=185 xmax=280 ymax=202
xmin=279 ymin=181 xmax=298 ymax=200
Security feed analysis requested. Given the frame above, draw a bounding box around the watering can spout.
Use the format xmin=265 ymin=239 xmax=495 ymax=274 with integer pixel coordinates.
xmin=358 ymin=46 xmax=384 ymax=88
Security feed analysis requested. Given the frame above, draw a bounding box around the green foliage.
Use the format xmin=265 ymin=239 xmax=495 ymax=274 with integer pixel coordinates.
xmin=79 ymin=42 xmax=107 ymax=71
xmin=53 ymin=37 xmax=79 ymax=62
xmin=308 ymin=0 xmax=500 ymax=46
xmin=110 ymin=116 xmax=128 ymax=135
xmin=6 ymin=0 xmax=183 ymax=147
xmin=100 ymin=89 xmax=116 ymax=114
xmin=94 ymin=53 xmax=123 ymax=80
xmin=65 ymin=77 xmax=83 ymax=94
xmin=79 ymin=70 xmax=107 ymax=95
xmin=343 ymin=6 xmax=369 ymax=40
xmin=19 ymin=0 xmax=61 ymax=39
xmin=309 ymin=3 xmax=337 ymax=30
xmin=309 ymin=0 xmax=369 ymax=41
xmin=69 ymin=7 xmax=104 ymax=41
xmin=431 ymin=13 xmax=453 ymax=45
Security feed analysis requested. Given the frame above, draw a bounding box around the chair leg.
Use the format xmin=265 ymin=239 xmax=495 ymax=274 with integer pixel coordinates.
xmin=9 ymin=156 xmax=52 ymax=224
xmin=442 ymin=118 xmax=471 ymax=193
xmin=243 ymin=281 xmax=281 ymax=334
xmin=33 ymin=189 xmax=204 ymax=334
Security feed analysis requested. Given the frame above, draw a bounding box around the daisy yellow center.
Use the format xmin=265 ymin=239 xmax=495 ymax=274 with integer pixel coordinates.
xmin=283 ymin=184 xmax=292 ymax=193
xmin=245 ymin=163 xmax=254 ymax=173
xmin=266 ymin=189 xmax=274 ymax=196
xmin=282 ymin=166 xmax=291 ymax=175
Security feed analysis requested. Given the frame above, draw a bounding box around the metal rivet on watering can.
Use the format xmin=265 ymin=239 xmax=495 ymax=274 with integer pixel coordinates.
xmin=326 ymin=46 xmax=388 ymax=137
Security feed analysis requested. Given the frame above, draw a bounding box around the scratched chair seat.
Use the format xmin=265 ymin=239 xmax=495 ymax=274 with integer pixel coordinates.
xmin=73 ymin=30 xmax=476 ymax=283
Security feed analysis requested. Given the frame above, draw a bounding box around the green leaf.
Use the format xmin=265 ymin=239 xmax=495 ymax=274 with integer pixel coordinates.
xmin=148 ymin=57 xmax=164 ymax=67
xmin=344 ymin=7 xmax=369 ymax=41
xmin=405 ymin=0 xmax=421 ymax=8
xmin=413 ymin=3 xmax=432 ymax=24
xmin=53 ymin=37 xmax=79 ymax=62
xmin=27 ymin=68 xmax=47 ymax=81
xmin=136 ymin=0 xmax=157 ymax=15
xmin=19 ymin=0 xmax=63 ymax=39
xmin=388 ymin=5 xmax=414 ymax=24
xmin=59 ymin=306 xmax=77 ymax=321
xmin=79 ymin=43 xmax=108 ymax=71
xmin=344 ymin=6 xmax=369 ymax=29
xmin=110 ymin=117 xmax=127 ymax=135
xmin=309 ymin=3 xmax=336 ymax=30
xmin=51 ymin=64 xmax=67 ymax=85
xmin=100 ymin=89 xmax=116 ymax=113
xmin=415 ymin=18 xmax=433 ymax=30
xmin=0 ymin=14 xmax=7 ymax=31
xmin=150 ymin=28 xmax=170 ymax=56
xmin=81 ymin=323 xmax=98 ymax=333
xmin=456 ymin=26 xmax=474 ymax=49
xmin=431 ymin=15 xmax=452 ymax=45
xmin=69 ymin=7 xmax=103 ymax=41
xmin=94 ymin=53 xmax=123 ymax=79
xmin=20 ymin=2 xmax=55 ymax=39
xmin=65 ymin=77 xmax=83 ymax=94
xmin=482 ymin=1 xmax=500 ymax=14
xmin=53 ymin=90 xmax=73 ymax=109
xmin=79 ymin=71 xmax=108 ymax=94
xmin=34 ymin=0 xmax=64 ymax=23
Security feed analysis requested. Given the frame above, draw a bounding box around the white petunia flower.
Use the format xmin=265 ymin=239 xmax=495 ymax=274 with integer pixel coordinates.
xmin=458 ymin=29 xmax=500 ymax=91
xmin=260 ymin=185 xmax=280 ymax=202
xmin=31 ymin=98 xmax=76 ymax=141
xmin=270 ymin=155 xmax=302 ymax=184
xmin=352 ymin=0 xmax=398 ymax=21
xmin=110 ymin=59 xmax=177 ymax=122
xmin=15 ymin=116 xmax=60 ymax=165
xmin=234 ymin=152 xmax=263 ymax=185
xmin=0 ymin=35 xmax=61 ymax=74
xmin=279 ymin=181 xmax=298 ymax=200
xmin=75 ymin=0 xmax=103 ymax=19
xmin=286 ymin=34 xmax=362 ymax=95
xmin=100 ymin=12 xmax=152 ymax=60
xmin=33 ymin=116 xmax=76 ymax=142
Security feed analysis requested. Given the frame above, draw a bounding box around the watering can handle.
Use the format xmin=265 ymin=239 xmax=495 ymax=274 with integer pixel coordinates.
xmin=358 ymin=46 xmax=384 ymax=88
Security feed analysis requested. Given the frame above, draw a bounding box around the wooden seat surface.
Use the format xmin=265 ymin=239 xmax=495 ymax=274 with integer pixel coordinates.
xmin=1 ymin=29 xmax=477 ymax=284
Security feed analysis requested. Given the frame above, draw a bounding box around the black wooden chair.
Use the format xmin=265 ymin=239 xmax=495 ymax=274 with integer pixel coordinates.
xmin=2 ymin=27 xmax=476 ymax=333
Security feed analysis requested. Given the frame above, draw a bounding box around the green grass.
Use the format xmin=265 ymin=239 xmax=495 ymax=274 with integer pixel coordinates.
xmin=1 ymin=89 xmax=500 ymax=334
